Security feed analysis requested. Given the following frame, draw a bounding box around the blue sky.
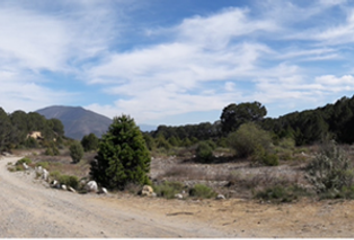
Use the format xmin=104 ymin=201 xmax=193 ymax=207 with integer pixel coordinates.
xmin=1 ymin=0 xmax=354 ymax=126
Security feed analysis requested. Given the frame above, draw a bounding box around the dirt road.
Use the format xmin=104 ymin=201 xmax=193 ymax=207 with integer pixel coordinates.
xmin=0 ymin=155 xmax=232 ymax=238
xmin=2 ymin=155 xmax=354 ymax=238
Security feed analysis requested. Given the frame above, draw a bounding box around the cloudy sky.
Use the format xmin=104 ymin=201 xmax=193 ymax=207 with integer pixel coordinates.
xmin=1 ymin=0 xmax=354 ymax=126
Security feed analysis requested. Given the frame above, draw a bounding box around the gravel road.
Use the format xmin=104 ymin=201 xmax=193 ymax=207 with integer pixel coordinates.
xmin=0 ymin=155 xmax=232 ymax=238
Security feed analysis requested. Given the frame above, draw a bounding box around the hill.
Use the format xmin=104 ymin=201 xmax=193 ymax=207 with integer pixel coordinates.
xmin=36 ymin=106 xmax=112 ymax=140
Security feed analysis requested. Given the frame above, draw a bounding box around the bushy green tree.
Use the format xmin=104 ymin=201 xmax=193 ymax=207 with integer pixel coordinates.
xmin=196 ymin=141 xmax=214 ymax=163
xmin=228 ymin=122 xmax=272 ymax=158
xmin=69 ymin=141 xmax=84 ymax=163
xmin=90 ymin=115 xmax=151 ymax=190
xmin=81 ymin=133 xmax=99 ymax=152
xmin=221 ymin=101 xmax=267 ymax=134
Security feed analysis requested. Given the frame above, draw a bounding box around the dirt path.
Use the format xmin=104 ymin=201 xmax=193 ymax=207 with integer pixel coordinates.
xmin=0 ymin=155 xmax=232 ymax=238
xmin=2 ymin=155 xmax=354 ymax=238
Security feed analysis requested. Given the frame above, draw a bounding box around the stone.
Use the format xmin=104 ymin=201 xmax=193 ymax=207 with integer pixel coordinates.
xmin=216 ymin=194 xmax=226 ymax=200
xmin=141 ymin=185 xmax=154 ymax=197
xmin=175 ymin=193 xmax=183 ymax=199
xmin=86 ymin=180 xmax=98 ymax=192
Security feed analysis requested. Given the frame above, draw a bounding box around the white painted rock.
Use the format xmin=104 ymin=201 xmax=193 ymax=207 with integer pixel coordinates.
xmin=68 ymin=187 xmax=76 ymax=193
xmin=86 ymin=181 xmax=98 ymax=192
xmin=175 ymin=193 xmax=183 ymax=199
xmin=61 ymin=184 xmax=67 ymax=191
xmin=216 ymin=194 xmax=226 ymax=200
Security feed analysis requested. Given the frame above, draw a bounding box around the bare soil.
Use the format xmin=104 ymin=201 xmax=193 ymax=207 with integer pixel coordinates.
xmin=2 ymin=154 xmax=354 ymax=237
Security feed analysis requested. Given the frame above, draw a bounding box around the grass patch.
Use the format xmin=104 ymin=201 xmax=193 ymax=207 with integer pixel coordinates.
xmin=153 ymin=181 xmax=185 ymax=199
xmin=189 ymin=184 xmax=217 ymax=199
xmin=254 ymin=185 xmax=310 ymax=203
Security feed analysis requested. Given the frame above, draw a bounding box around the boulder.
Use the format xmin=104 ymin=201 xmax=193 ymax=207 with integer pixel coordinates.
xmin=86 ymin=180 xmax=98 ymax=192
xmin=61 ymin=184 xmax=67 ymax=191
xmin=22 ymin=163 xmax=29 ymax=170
xmin=141 ymin=185 xmax=154 ymax=197
xmin=42 ymin=169 xmax=49 ymax=181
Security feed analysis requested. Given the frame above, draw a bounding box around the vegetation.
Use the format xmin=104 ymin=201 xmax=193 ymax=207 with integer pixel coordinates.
xmin=196 ymin=141 xmax=214 ymax=163
xmin=90 ymin=115 xmax=151 ymax=190
xmin=189 ymin=184 xmax=217 ymax=199
xmin=306 ymin=141 xmax=354 ymax=194
xmin=228 ymin=122 xmax=272 ymax=158
xmin=69 ymin=141 xmax=84 ymax=163
xmin=153 ymin=181 xmax=185 ymax=199
xmin=81 ymin=133 xmax=99 ymax=152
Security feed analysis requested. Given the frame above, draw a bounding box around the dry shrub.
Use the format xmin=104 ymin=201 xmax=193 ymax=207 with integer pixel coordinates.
xmin=162 ymin=165 xmax=206 ymax=180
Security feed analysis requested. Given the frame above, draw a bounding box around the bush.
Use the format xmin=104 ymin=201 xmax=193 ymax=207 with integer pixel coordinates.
xmin=15 ymin=157 xmax=32 ymax=166
xmin=189 ymin=184 xmax=217 ymax=199
xmin=70 ymin=141 xmax=84 ymax=163
xmin=58 ymin=175 xmax=79 ymax=189
xmin=153 ymin=181 xmax=185 ymax=199
xmin=196 ymin=141 xmax=214 ymax=163
xmin=255 ymin=185 xmax=309 ymax=203
xmin=81 ymin=133 xmax=99 ymax=152
xmin=252 ymin=145 xmax=279 ymax=166
xmin=35 ymin=161 xmax=49 ymax=169
xmin=306 ymin=141 xmax=354 ymax=193
xmin=228 ymin=122 xmax=272 ymax=158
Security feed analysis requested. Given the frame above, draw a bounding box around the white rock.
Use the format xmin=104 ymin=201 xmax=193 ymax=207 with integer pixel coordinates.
xmin=86 ymin=181 xmax=98 ymax=192
xmin=22 ymin=163 xmax=29 ymax=170
xmin=50 ymin=180 xmax=58 ymax=188
xmin=101 ymin=187 xmax=108 ymax=194
xmin=141 ymin=185 xmax=154 ymax=197
xmin=175 ymin=193 xmax=183 ymax=199
xmin=61 ymin=184 xmax=67 ymax=191
xmin=42 ymin=169 xmax=49 ymax=181
xmin=216 ymin=194 xmax=226 ymax=200
xmin=68 ymin=187 xmax=76 ymax=193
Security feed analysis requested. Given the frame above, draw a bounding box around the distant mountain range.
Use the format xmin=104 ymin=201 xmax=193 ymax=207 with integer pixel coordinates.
xmin=36 ymin=106 xmax=156 ymax=140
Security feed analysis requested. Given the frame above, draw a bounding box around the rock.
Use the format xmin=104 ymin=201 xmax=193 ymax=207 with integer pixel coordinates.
xmin=35 ymin=166 xmax=43 ymax=175
xmin=86 ymin=181 xmax=98 ymax=192
xmin=175 ymin=193 xmax=183 ymax=199
xmin=42 ymin=169 xmax=49 ymax=181
xmin=216 ymin=194 xmax=226 ymax=200
xmin=2 ymin=152 xmax=11 ymax=156
xmin=61 ymin=184 xmax=67 ymax=191
xmin=50 ymin=180 xmax=59 ymax=188
xmin=22 ymin=163 xmax=29 ymax=170
xmin=98 ymin=187 xmax=108 ymax=194
xmin=141 ymin=185 xmax=154 ymax=197
xmin=68 ymin=187 xmax=76 ymax=193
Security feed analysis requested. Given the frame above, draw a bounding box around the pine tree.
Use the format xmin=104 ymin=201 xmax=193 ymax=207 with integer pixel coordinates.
xmin=90 ymin=115 xmax=151 ymax=190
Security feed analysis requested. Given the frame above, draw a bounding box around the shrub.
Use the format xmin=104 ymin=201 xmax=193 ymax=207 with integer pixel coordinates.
xmin=15 ymin=157 xmax=32 ymax=166
xmin=58 ymin=175 xmax=79 ymax=189
xmin=255 ymin=185 xmax=309 ymax=203
xmin=189 ymin=184 xmax=217 ymax=199
xmin=306 ymin=141 xmax=354 ymax=193
xmin=153 ymin=181 xmax=185 ymax=199
xmin=252 ymin=145 xmax=279 ymax=166
xmin=196 ymin=141 xmax=213 ymax=163
xmin=69 ymin=141 xmax=84 ymax=163
xmin=81 ymin=133 xmax=99 ymax=152
xmin=228 ymin=122 xmax=272 ymax=158
xmin=35 ymin=161 xmax=49 ymax=169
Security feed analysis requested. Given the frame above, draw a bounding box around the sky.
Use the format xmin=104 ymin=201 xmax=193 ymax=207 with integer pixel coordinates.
xmin=1 ymin=0 xmax=354 ymax=126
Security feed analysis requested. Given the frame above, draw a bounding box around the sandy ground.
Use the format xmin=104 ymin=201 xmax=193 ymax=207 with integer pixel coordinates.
xmin=2 ymin=155 xmax=354 ymax=238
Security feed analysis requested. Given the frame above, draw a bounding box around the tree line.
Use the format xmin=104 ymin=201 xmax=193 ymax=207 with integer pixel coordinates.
xmin=145 ymin=95 xmax=354 ymax=148
xmin=0 ymin=108 xmax=64 ymax=151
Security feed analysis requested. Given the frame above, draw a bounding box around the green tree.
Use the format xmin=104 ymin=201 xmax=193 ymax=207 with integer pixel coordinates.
xmin=81 ymin=133 xmax=99 ymax=152
xmin=220 ymin=101 xmax=267 ymax=134
xmin=228 ymin=122 xmax=272 ymax=158
xmin=69 ymin=141 xmax=84 ymax=163
xmin=90 ymin=115 xmax=151 ymax=190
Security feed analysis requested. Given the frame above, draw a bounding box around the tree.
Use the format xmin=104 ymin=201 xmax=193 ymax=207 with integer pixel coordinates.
xmin=69 ymin=141 xmax=84 ymax=163
xmin=228 ymin=122 xmax=272 ymax=158
xmin=0 ymin=108 xmax=16 ymax=152
xmin=220 ymin=101 xmax=267 ymax=134
xmin=81 ymin=133 xmax=99 ymax=152
xmin=90 ymin=115 xmax=151 ymax=190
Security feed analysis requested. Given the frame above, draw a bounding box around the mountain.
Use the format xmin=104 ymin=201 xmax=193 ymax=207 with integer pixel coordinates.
xmin=36 ymin=106 xmax=157 ymax=140
xmin=36 ymin=106 xmax=112 ymax=140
